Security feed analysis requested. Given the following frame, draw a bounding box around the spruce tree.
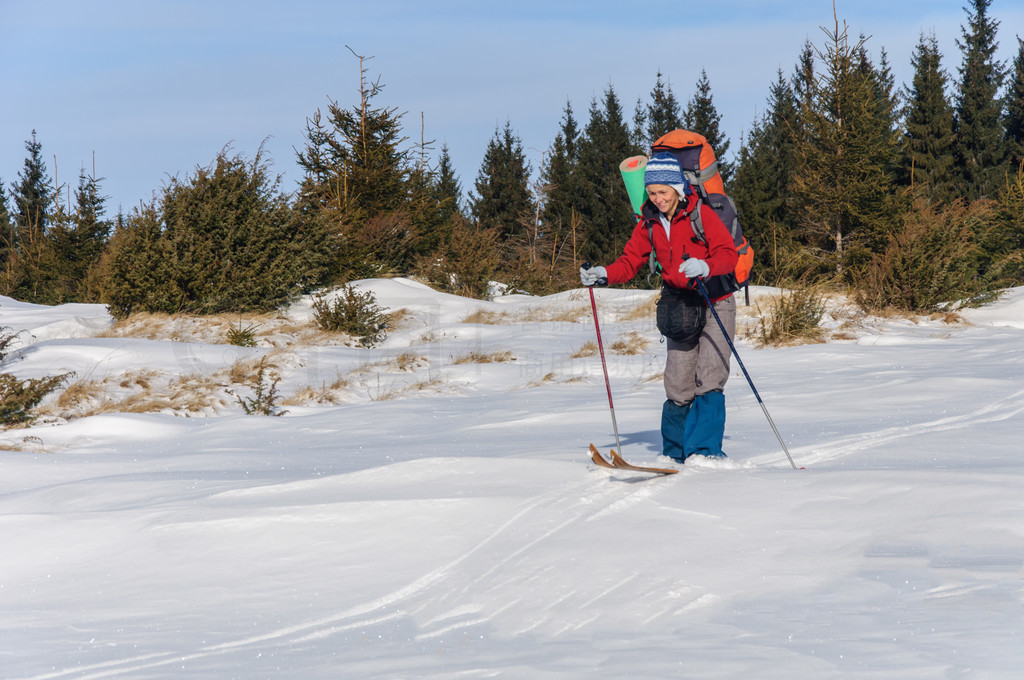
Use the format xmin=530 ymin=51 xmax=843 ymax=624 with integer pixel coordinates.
xmin=793 ymin=41 xmax=816 ymax=116
xmin=859 ymin=45 xmax=904 ymax=210
xmin=644 ymin=71 xmax=684 ymax=149
xmin=36 ymin=187 xmax=79 ymax=304
xmin=1004 ymin=37 xmax=1024 ymax=171
xmin=954 ymin=0 xmax=1006 ymax=199
xmin=540 ymin=101 xmax=582 ymax=236
xmin=730 ymin=70 xmax=801 ymax=283
xmin=683 ymin=70 xmax=733 ymax=184
xmin=631 ymin=96 xmax=648 ymax=152
xmin=103 ymin=147 xmax=334 ymax=315
xmin=574 ymin=86 xmax=637 ymax=265
xmin=99 ymin=203 xmax=180 ymax=319
xmin=0 ymin=180 xmax=11 ymax=266
xmin=295 ymin=53 xmax=411 ymax=220
xmin=469 ymin=121 xmax=533 ymax=240
xmin=406 ymin=126 xmax=443 ymax=258
xmin=869 ymin=48 xmax=902 ymax=147
xmin=11 ymin=131 xmax=53 ymax=241
xmin=294 ymin=54 xmax=419 ymax=278
xmin=72 ymin=168 xmax=112 ymax=267
xmin=323 ymin=87 xmax=410 ymax=219
xmin=434 ymin=144 xmax=463 ymax=225
xmin=900 ymin=32 xmax=957 ymax=201
xmin=789 ymin=17 xmax=902 ymax=277
xmin=2 ymin=132 xmax=59 ymax=301
xmin=411 ymin=143 xmax=464 ymax=277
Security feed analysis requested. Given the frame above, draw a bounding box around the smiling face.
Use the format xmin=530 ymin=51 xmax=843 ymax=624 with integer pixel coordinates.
xmin=646 ymin=184 xmax=680 ymax=216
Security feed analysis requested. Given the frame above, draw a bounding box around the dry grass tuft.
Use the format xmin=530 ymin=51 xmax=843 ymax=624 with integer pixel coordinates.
xmin=519 ymin=305 xmax=590 ymax=323
xmin=569 ymin=340 xmax=598 ymax=358
xmin=462 ymin=309 xmax=510 ymax=325
xmin=282 ymin=385 xmax=341 ymax=406
xmin=523 ymin=373 xmax=557 ymax=388
xmin=168 ymin=374 xmax=225 ymax=412
xmin=368 ymin=374 xmax=451 ymax=402
xmin=0 ymin=436 xmax=49 ymax=453
xmin=386 ymin=308 xmax=413 ymax=329
xmin=391 ymin=352 xmax=427 ymax=371
xmin=100 ymin=309 xmax=366 ymax=349
xmin=751 ymin=288 xmax=827 ymax=347
xmin=224 ymin=352 xmax=285 ymax=386
xmin=282 ymin=370 xmax=353 ymax=407
xmin=610 ymin=331 xmax=649 ymax=355
xmin=118 ymin=369 xmax=161 ymax=390
xmin=931 ymin=311 xmax=965 ymax=325
xmin=453 ymin=351 xmax=516 ymax=365
xmin=41 ymin=366 xmax=231 ymax=419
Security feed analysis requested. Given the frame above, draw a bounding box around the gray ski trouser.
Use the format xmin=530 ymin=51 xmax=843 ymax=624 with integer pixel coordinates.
xmin=663 ymin=294 xmax=736 ymax=404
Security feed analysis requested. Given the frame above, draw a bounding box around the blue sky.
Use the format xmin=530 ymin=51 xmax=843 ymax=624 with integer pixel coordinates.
xmin=2 ymin=1 xmax=1021 ymax=213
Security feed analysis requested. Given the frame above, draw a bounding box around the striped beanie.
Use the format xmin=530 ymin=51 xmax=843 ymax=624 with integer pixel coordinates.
xmin=644 ymin=152 xmax=685 ymax=187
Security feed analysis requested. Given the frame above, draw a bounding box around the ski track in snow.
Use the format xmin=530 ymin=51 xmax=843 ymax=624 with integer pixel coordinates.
xmin=16 ymin=464 xmax=689 ymax=680
xmin=757 ymin=386 xmax=1024 ymax=469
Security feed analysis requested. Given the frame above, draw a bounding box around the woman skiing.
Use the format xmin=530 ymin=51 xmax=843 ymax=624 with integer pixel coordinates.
xmin=580 ymin=152 xmax=738 ymax=462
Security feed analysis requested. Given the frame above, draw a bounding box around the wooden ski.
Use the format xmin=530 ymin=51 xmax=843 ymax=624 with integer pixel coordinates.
xmin=590 ymin=444 xmax=679 ymax=475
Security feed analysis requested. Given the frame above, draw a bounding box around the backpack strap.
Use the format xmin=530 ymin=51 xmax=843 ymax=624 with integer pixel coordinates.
xmin=681 ymin=161 xmax=719 ymax=198
xmin=645 ymin=220 xmax=659 ymax=285
xmin=689 ymin=198 xmax=705 ymax=243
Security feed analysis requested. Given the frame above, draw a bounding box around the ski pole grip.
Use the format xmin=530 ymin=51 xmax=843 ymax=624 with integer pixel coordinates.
xmin=581 ymin=262 xmax=607 ymax=287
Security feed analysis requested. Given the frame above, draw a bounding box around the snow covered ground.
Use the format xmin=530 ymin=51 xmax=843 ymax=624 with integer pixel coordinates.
xmin=1 ymin=280 xmax=1022 ymax=679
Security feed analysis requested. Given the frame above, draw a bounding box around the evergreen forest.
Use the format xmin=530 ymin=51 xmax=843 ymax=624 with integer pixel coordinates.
xmin=3 ymin=1 xmax=1024 ymax=317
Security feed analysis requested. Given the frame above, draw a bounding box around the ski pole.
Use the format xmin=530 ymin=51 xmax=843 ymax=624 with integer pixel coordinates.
xmin=693 ymin=276 xmax=799 ymax=469
xmin=582 ymin=263 xmax=622 ymax=455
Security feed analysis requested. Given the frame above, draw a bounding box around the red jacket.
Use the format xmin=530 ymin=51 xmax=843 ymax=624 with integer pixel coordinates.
xmin=604 ymin=193 xmax=739 ymax=301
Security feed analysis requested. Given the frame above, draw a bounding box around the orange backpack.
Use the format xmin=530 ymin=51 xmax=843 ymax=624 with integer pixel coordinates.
xmin=650 ymin=130 xmax=754 ymax=295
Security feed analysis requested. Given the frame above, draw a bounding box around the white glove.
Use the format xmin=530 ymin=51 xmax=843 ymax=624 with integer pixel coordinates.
xmin=679 ymin=258 xmax=710 ymax=279
xmin=580 ymin=265 xmax=607 ymax=287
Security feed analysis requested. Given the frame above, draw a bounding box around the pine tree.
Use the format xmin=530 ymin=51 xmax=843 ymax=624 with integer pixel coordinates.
xmin=469 ymin=121 xmax=533 ymax=240
xmin=683 ymin=70 xmax=733 ymax=184
xmin=574 ymin=86 xmax=637 ymax=265
xmin=899 ymin=32 xmax=957 ymax=201
xmin=954 ymin=0 xmax=1006 ymax=199
xmin=644 ymin=71 xmax=684 ymax=149
xmin=1004 ymin=37 xmax=1024 ymax=171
